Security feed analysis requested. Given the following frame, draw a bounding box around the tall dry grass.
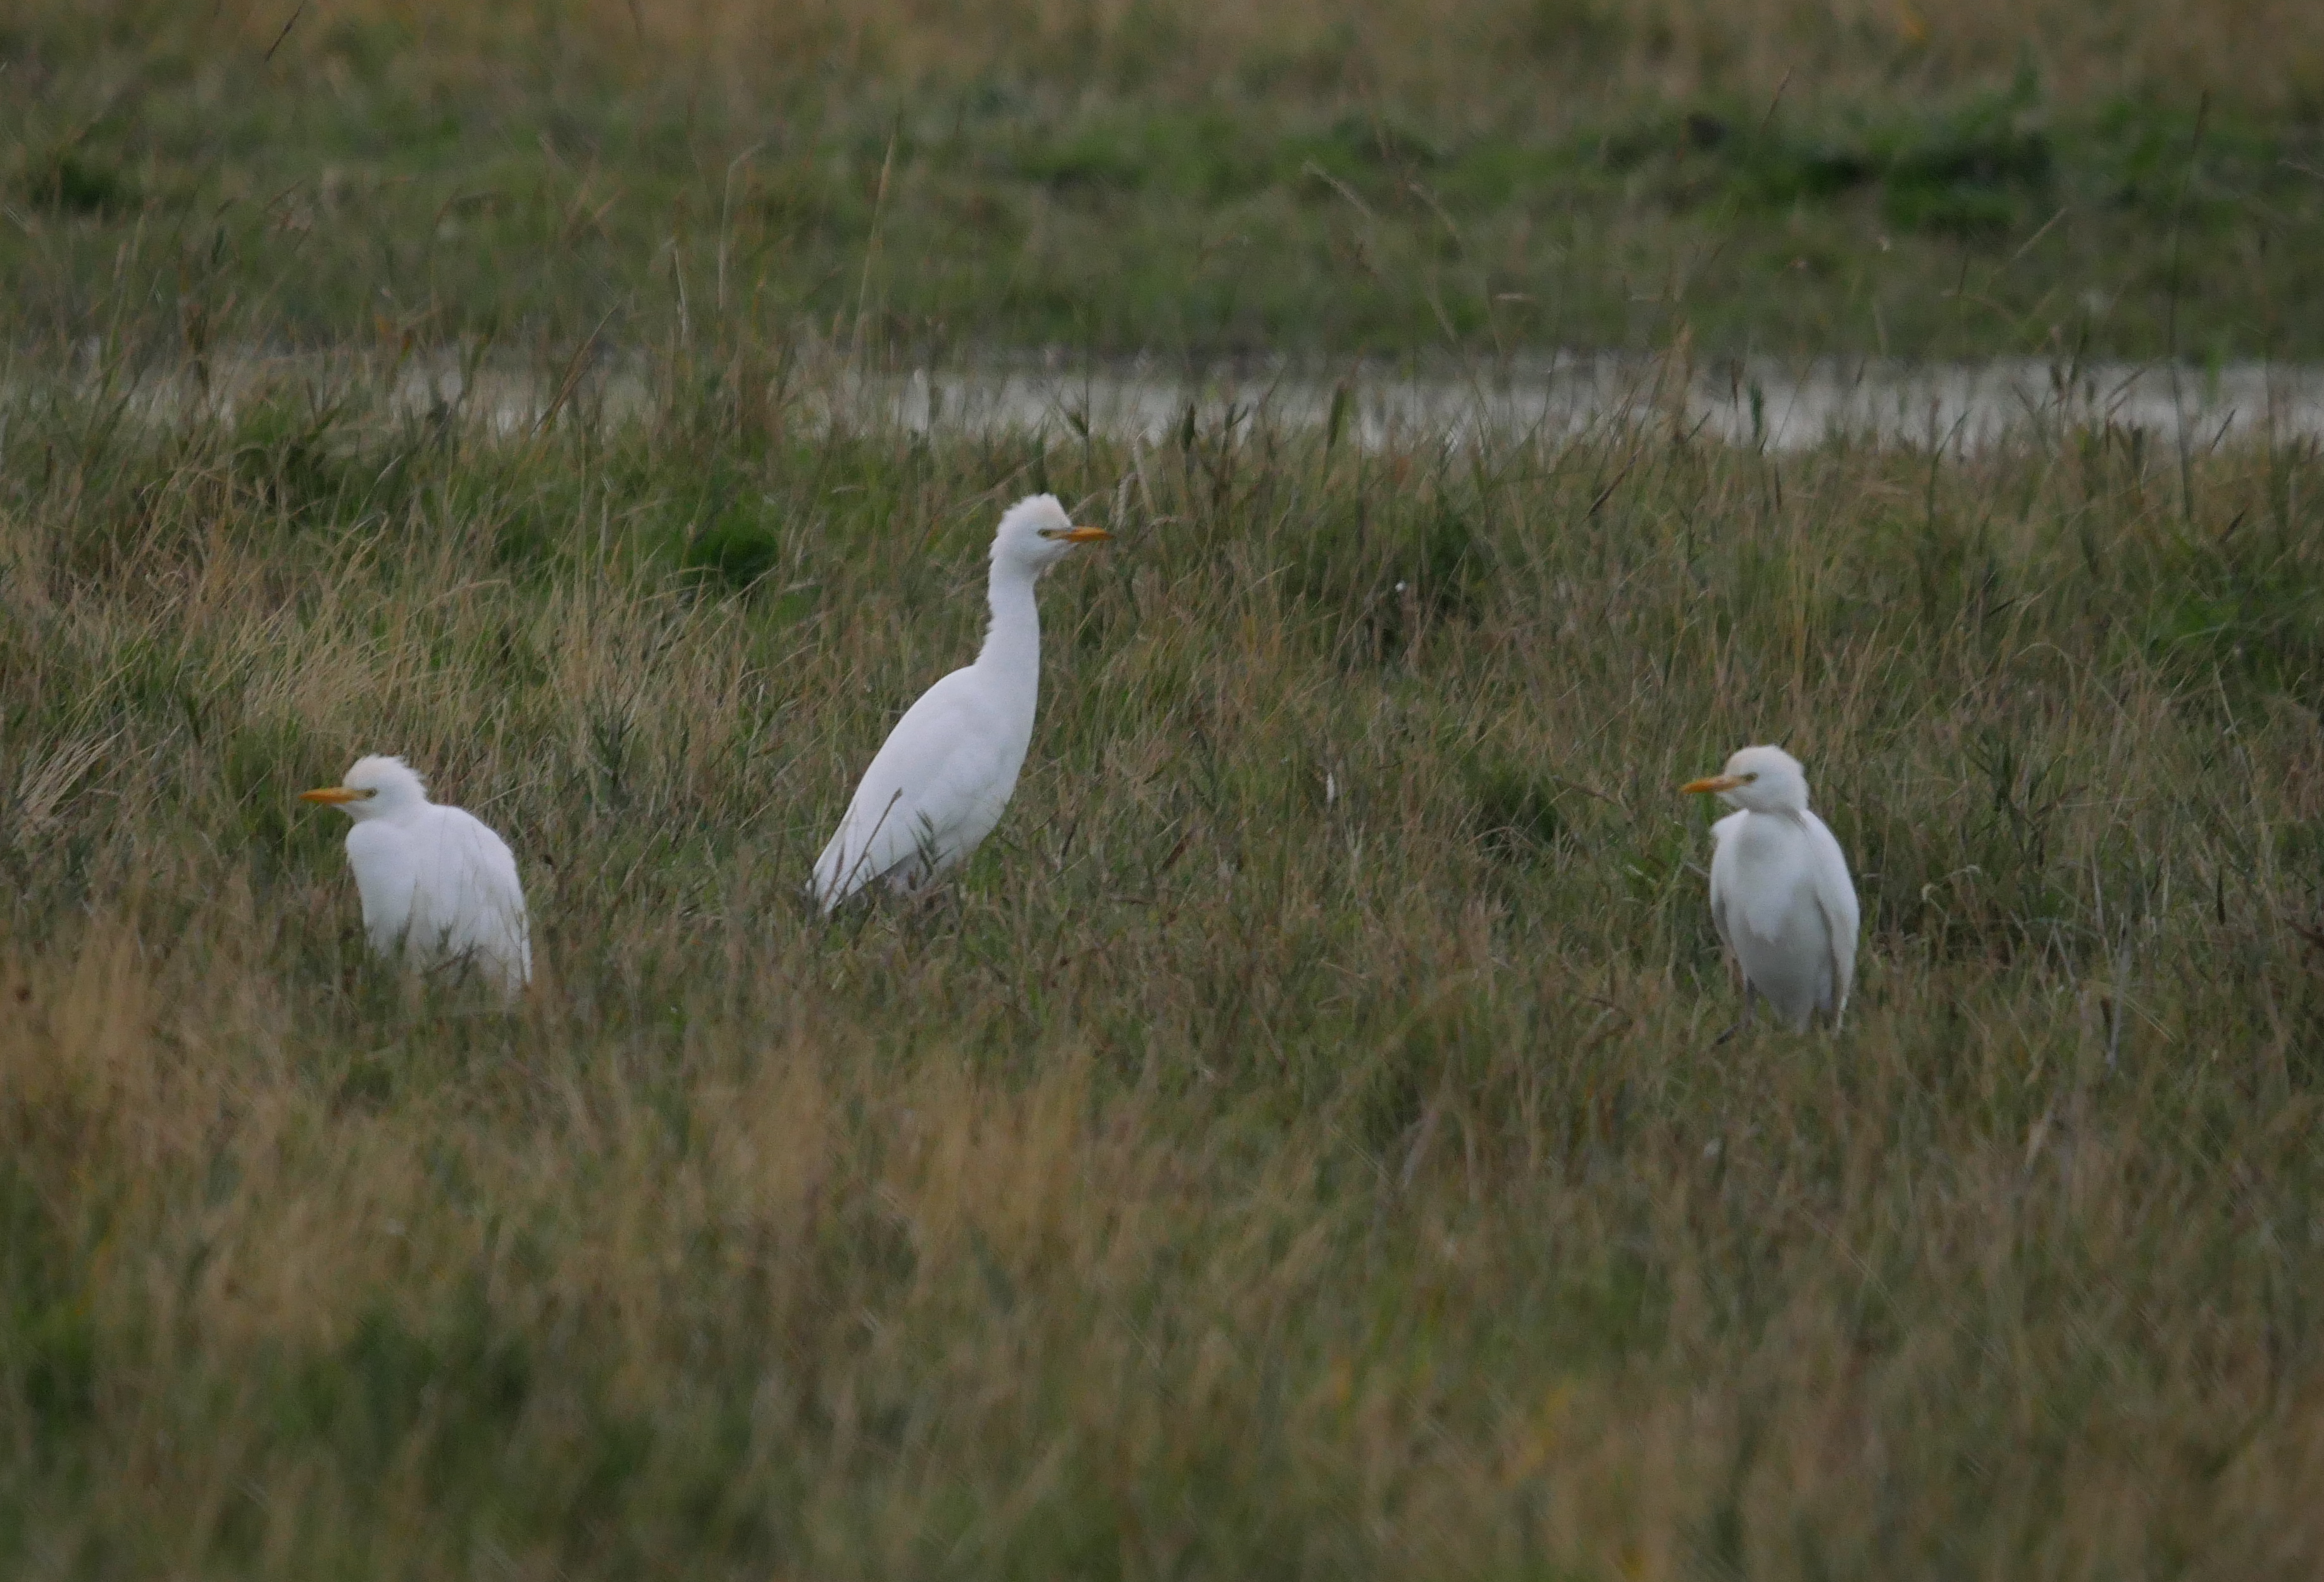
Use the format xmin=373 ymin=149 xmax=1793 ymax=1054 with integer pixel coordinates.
xmin=3 ymin=350 xmax=2324 ymax=1573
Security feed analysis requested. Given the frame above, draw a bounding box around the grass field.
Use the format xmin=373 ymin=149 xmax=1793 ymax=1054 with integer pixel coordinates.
xmin=8 ymin=1 xmax=2324 ymax=1575
xmin=6 ymin=0 xmax=2323 ymax=358
xmin=5 ymin=347 xmax=2324 ymax=1574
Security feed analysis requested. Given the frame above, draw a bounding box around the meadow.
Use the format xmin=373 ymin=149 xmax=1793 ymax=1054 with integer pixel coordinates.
xmin=6 ymin=0 xmax=2324 ymax=359
xmin=4 ymin=347 xmax=2324 ymax=1575
xmin=7 ymin=1 xmax=2324 ymax=1576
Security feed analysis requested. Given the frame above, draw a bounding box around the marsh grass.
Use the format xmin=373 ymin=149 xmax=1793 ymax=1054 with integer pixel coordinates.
xmin=4 ymin=340 xmax=2324 ymax=1575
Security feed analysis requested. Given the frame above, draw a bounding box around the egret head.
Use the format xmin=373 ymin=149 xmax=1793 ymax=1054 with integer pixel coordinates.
xmin=301 ymin=754 xmax=430 ymax=822
xmin=1682 ymin=744 xmax=1812 ymax=814
xmin=991 ymin=494 xmax=1109 ymax=575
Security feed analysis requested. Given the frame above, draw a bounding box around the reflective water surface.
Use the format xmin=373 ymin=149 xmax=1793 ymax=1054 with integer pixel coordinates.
xmin=21 ymin=347 xmax=2324 ymax=453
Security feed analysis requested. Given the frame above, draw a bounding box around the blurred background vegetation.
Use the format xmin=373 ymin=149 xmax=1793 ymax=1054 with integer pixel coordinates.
xmin=4 ymin=0 xmax=2321 ymax=358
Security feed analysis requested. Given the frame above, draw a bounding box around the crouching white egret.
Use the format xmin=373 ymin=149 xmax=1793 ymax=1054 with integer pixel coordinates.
xmin=1681 ymin=744 xmax=1859 ymax=1033
xmin=301 ymin=755 xmax=532 ymax=995
xmin=811 ymin=494 xmax=1110 ymax=910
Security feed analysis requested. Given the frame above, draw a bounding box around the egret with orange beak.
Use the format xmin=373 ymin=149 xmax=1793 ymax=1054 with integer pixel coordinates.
xmin=1681 ymin=744 xmax=1858 ymax=1032
xmin=301 ymin=755 xmax=531 ymax=995
xmin=811 ymin=494 xmax=1111 ymax=909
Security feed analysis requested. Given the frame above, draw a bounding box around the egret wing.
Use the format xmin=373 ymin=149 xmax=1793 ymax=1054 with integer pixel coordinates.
xmin=407 ymin=806 xmax=532 ymax=990
xmin=1803 ymin=811 xmax=1860 ymax=1020
xmin=1705 ymin=811 xmax=1746 ymax=956
xmin=812 ymin=670 xmax=1011 ymax=908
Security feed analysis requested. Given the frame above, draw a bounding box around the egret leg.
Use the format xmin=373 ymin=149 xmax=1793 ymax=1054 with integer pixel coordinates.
xmin=1713 ymin=983 xmax=1756 ymax=1045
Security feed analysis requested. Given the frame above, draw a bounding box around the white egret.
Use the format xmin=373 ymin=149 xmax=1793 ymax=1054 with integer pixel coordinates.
xmin=301 ymin=755 xmax=532 ymax=995
xmin=1681 ymin=744 xmax=1859 ymax=1033
xmin=811 ymin=494 xmax=1110 ymax=910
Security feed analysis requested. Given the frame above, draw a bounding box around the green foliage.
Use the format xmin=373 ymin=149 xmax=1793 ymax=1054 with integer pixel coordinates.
xmin=1286 ymin=491 xmax=1491 ymax=661
xmin=20 ymin=147 xmax=136 ymax=214
xmin=224 ymin=398 xmax=367 ymax=525
xmin=1696 ymin=77 xmax=2055 ymax=237
xmin=289 ymin=1292 xmax=532 ymax=1485
xmin=680 ymin=505 xmax=787 ymax=592
xmin=1466 ymin=756 xmax=1571 ymax=864
xmin=2142 ymin=520 xmax=2324 ymax=699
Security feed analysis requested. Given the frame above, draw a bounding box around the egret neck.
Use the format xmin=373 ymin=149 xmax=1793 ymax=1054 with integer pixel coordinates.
xmin=977 ymin=545 xmax=1045 ymax=722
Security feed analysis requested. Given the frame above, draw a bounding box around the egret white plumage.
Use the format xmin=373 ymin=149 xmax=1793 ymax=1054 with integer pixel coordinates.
xmin=301 ymin=755 xmax=532 ymax=995
xmin=811 ymin=494 xmax=1110 ymax=910
xmin=1682 ymin=744 xmax=1859 ymax=1032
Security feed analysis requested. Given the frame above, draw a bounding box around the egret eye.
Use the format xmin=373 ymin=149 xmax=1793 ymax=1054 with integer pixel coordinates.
xmin=1743 ymin=773 xmax=1760 ymax=783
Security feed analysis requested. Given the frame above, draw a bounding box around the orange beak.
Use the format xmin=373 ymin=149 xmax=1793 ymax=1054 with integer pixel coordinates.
xmin=1047 ymin=525 xmax=1112 ymax=543
xmin=1681 ymin=775 xmax=1746 ymax=795
xmin=299 ymin=785 xmax=373 ymax=805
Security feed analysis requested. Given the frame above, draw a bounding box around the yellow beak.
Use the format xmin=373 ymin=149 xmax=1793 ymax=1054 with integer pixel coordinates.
xmin=299 ymin=785 xmax=371 ymax=805
xmin=1048 ymin=525 xmax=1112 ymax=543
xmin=1681 ymin=775 xmax=1746 ymax=795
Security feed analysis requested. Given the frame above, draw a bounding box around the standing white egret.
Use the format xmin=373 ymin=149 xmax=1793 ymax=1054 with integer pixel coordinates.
xmin=811 ymin=494 xmax=1110 ymax=910
xmin=1681 ymin=745 xmax=1859 ymax=1033
xmin=301 ymin=755 xmax=532 ymax=995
